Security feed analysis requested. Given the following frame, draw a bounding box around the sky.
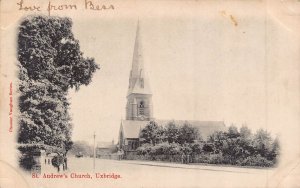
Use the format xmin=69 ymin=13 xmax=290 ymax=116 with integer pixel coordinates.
xmin=67 ymin=3 xmax=274 ymax=144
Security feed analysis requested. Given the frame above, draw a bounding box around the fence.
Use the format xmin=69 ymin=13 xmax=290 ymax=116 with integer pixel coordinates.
xmin=123 ymin=153 xmax=275 ymax=167
xmin=124 ymin=154 xmax=193 ymax=164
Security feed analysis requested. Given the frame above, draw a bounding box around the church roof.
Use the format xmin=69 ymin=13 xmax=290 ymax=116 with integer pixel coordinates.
xmin=121 ymin=120 xmax=149 ymax=139
xmin=120 ymin=119 xmax=227 ymax=140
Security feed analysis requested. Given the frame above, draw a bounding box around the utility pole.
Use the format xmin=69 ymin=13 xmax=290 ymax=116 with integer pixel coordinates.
xmin=93 ymin=131 xmax=96 ymax=171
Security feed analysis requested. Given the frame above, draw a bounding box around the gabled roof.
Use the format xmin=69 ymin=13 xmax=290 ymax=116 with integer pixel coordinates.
xmin=121 ymin=120 xmax=149 ymax=139
xmin=120 ymin=119 xmax=227 ymax=140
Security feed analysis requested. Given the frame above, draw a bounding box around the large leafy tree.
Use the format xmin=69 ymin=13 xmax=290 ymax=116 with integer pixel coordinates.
xmin=240 ymin=125 xmax=252 ymax=141
xmin=17 ymin=16 xmax=99 ymax=156
xmin=178 ymin=122 xmax=199 ymax=145
xmin=208 ymin=131 xmax=227 ymax=153
xmin=140 ymin=121 xmax=165 ymax=146
xmin=239 ymin=125 xmax=255 ymax=157
xmin=165 ymin=121 xmax=180 ymax=144
xmin=268 ymin=136 xmax=280 ymax=162
xmin=226 ymin=125 xmax=240 ymax=138
xmin=252 ymin=129 xmax=273 ymax=158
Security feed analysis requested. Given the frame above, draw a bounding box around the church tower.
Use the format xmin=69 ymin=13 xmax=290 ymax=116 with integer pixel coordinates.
xmin=126 ymin=21 xmax=153 ymax=121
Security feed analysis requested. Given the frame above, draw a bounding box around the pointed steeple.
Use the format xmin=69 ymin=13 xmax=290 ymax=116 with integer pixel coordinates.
xmin=126 ymin=20 xmax=153 ymax=121
xmin=127 ymin=21 xmax=151 ymax=96
xmin=131 ymin=20 xmax=143 ymax=79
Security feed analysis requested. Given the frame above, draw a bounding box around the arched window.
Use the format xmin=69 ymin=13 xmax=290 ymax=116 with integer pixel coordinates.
xmin=139 ymin=101 xmax=145 ymax=115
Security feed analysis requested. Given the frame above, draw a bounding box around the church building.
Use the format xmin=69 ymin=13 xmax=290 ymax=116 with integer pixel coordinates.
xmin=118 ymin=22 xmax=227 ymax=152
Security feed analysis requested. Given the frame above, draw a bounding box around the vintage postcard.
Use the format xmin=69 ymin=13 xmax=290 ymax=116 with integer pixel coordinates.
xmin=0 ymin=0 xmax=300 ymax=187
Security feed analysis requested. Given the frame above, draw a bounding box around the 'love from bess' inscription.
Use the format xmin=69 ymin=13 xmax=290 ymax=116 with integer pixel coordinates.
xmin=17 ymin=0 xmax=115 ymax=15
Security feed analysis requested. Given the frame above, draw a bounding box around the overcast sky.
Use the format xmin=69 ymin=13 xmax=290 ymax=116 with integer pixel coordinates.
xmin=67 ymin=3 xmax=275 ymax=144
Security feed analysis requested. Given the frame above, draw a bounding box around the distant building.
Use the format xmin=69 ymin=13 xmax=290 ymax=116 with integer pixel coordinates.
xmin=96 ymin=140 xmax=116 ymax=158
xmin=118 ymin=21 xmax=227 ymax=152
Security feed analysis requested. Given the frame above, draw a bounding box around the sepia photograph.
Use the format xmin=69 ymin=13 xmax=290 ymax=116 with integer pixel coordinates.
xmin=0 ymin=0 xmax=300 ymax=188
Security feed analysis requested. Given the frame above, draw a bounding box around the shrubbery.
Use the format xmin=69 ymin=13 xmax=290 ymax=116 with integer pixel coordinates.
xmin=135 ymin=122 xmax=279 ymax=168
xmin=137 ymin=142 xmax=182 ymax=156
xmin=236 ymin=154 xmax=274 ymax=167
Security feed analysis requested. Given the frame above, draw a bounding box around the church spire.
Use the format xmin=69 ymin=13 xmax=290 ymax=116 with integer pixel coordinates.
xmin=127 ymin=20 xmax=151 ymax=96
xmin=131 ymin=20 xmax=143 ymax=79
xmin=126 ymin=20 xmax=153 ymax=121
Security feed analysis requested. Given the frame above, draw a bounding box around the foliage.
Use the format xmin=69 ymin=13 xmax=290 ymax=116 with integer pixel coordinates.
xmin=189 ymin=142 xmax=203 ymax=154
xmin=137 ymin=142 xmax=182 ymax=156
xmin=202 ymin=143 xmax=214 ymax=153
xmin=240 ymin=125 xmax=252 ymax=140
xmin=236 ymin=154 xmax=274 ymax=167
xmin=140 ymin=121 xmax=165 ymax=146
xmin=137 ymin=122 xmax=280 ymax=168
xmin=19 ymin=154 xmax=37 ymax=170
xmin=178 ymin=122 xmax=199 ymax=145
xmin=136 ymin=143 xmax=152 ymax=155
xmin=227 ymin=125 xmax=240 ymax=138
xmin=18 ymin=16 xmax=99 ymax=90
xmin=141 ymin=120 xmax=201 ymax=146
xmin=269 ymin=136 xmax=280 ymax=163
xmin=165 ymin=121 xmax=180 ymax=143
xmin=17 ymin=15 xmax=99 ymax=163
xmin=252 ymin=129 xmax=272 ymax=158
xmin=208 ymin=131 xmax=227 ymax=153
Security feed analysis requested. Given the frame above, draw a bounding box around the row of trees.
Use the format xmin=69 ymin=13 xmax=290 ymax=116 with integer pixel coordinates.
xmin=17 ymin=16 xmax=99 ymax=170
xmin=139 ymin=121 xmax=200 ymax=146
xmin=206 ymin=126 xmax=279 ymax=165
xmin=136 ymin=121 xmax=279 ymax=167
